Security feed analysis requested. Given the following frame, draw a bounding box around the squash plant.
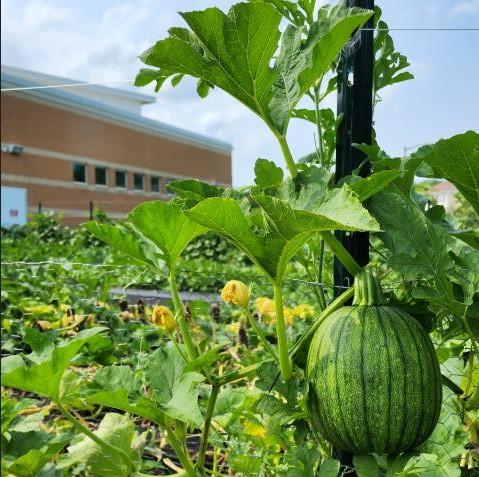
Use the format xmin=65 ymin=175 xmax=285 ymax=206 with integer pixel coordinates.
xmin=1 ymin=1 xmax=478 ymax=476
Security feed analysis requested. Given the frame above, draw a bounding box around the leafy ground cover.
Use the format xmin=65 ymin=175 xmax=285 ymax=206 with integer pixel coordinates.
xmin=1 ymin=1 xmax=479 ymax=476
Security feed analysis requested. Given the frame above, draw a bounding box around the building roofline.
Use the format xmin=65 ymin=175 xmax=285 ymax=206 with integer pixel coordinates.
xmin=1 ymin=65 xmax=156 ymax=104
xmin=1 ymin=71 xmax=233 ymax=155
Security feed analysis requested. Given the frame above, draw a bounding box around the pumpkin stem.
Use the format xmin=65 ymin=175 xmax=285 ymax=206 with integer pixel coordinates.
xmin=353 ymin=269 xmax=386 ymax=306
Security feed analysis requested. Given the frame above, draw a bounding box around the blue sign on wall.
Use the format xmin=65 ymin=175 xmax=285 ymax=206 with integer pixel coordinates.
xmin=1 ymin=186 xmax=27 ymax=227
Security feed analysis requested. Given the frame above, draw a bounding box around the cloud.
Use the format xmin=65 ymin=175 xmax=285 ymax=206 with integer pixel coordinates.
xmin=450 ymin=0 xmax=479 ymax=15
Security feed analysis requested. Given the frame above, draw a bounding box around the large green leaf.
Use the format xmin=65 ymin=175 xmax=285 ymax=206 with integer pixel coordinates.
xmin=128 ymin=200 xmax=206 ymax=268
xmin=139 ymin=3 xmax=281 ymax=129
xmin=257 ymin=185 xmax=380 ymax=235
xmin=353 ymin=455 xmax=380 ymax=477
xmin=270 ymin=7 xmax=372 ymax=132
xmin=369 ymin=190 xmax=454 ymax=282
xmin=145 ymin=345 xmax=204 ymax=427
xmin=417 ymin=130 xmax=479 ymax=215
xmin=369 ymin=189 xmax=475 ymax=319
xmin=280 ymin=444 xmax=319 ymax=477
xmin=254 ymin=158 xmax=284 ymax=188
xmin=186 ymin=191 xmax=378 ymax=282
xmin=347 ymin=170 xmax=402 ymax=201
xmin=167 ymin=179 xmax=224 ymax=203
xmin=317 ymin=458 xmax=340 ymax=477
xmin=138 ymin=2 xmax=371 ymax=135
xmin=3 ymin=430 xmax=72 ymax=477
xmin=83 ymin=222 xmax=158 ymax=267
xmin=85 ymin=366 xmax=165 ymax=425
xmin=1 ymin=328 xmax=107 ymax=400
xmin=186 ymin=197 xmax=279 ymax=278
xmin=60 ymin=413 xmax=142 ymax=477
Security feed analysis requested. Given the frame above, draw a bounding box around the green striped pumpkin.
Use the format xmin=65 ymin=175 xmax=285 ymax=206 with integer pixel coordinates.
xmin=307 ymin=270 xmax=442 ymax=455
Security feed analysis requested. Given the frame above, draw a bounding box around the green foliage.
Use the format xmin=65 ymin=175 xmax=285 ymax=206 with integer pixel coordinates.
xmin=373 ymin=6 xmax=414 ymax=96
xmin=1 ymin=328 xmax=107 ymax=400
xmin=254 ymin=158 xmax=284 ymax=188
xmin=145 ymin=345 xmax=204 ymax=426
xmin=186 ymin=187 xmax=378 ymax=283
xmin=316 ymin=458 xmax=340 ymax=477
xmin=1 ymin=1 xmax=477 ymax=476
xmin=136 ymin=2 xmax=371 ymax=138
xmin=417 ymin=130 xmax=479 ymax=214
xmin=60 ymin=413 xmax=144 ymax=477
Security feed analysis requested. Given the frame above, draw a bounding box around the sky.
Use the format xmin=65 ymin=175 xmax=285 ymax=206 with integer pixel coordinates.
xmin=1 ymin=0 xmax=479 ymax=186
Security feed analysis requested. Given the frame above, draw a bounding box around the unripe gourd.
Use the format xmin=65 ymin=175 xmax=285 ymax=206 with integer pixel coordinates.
xmin=307 ymin=270 xmax=442 ymax=455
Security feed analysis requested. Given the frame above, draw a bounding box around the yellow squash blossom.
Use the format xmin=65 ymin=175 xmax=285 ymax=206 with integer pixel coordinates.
xmin=243 ymin=419 xmax=266 ymax=438
xmin=221 ymin=280 xmax=250 ymax=307
xmin=254 ymin=297 xmax=276 ymax=323
xmin=226 ymin=322 xmax=241 ymax=334
xmin=284 ymin=307 xmax=295 ymax=325
xmin=255 ymin=298 xmax=297 ymax=325
xmin=151 ymin=305 xmax=176 ymax=332
xmin=24 ymin=304 xmax=55 ymax=315
xmin=292 ymin=304 xmax=315 ymax=319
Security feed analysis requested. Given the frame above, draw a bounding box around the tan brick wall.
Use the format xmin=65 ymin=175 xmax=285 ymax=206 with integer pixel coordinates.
xmin=1 ymin=95 xmax=231 ymax=224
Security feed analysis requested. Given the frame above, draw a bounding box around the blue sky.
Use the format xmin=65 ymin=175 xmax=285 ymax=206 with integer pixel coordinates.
xmin=2 ymin=0 xmax=478 ymax=186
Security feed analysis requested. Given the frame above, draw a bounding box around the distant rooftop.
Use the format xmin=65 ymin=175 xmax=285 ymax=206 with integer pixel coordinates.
xmin=1 ymin=65 xmax=232 ymax=154
xmin=1 ymin=65 xmax=155 ymax=115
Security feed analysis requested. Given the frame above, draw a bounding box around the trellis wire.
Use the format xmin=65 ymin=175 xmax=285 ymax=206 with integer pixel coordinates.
xmin=1 ymin=27 xmax=478 ymax=93
xmin=0 ymin=260 xmax=448 ymax=291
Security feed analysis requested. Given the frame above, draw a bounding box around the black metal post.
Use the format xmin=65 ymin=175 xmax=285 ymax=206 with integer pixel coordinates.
xmin=335 ymin=0 xmax=374 ymax=289
xmin=38 ymin=202 xmax=42 ymax=214
xmin=334 ymin=1 xmax=374 ymax=475
xmin=89 ymin=201 xmax=94 ymax=220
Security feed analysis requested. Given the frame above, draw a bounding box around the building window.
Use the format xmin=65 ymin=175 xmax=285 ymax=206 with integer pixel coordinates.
xmin=95 ymin=166 xmax=108 ymax=186
xmin=115 ymin=170 xmax=127 ymax=189
xmin=72 ymin=163 xmax=87 ymax=183
xmin=151 ymin=176 xmax=160 ymax=193
xmin=134 ymin=173 xmax=144 ymax=191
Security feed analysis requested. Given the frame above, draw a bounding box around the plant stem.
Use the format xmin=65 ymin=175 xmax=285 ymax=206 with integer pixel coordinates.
xmin=56 ymin=401 xmax=133 ymax=470
xmin=212 ymin=448 xmax=218 ymax=477
xmin=214 ymin=360 xmax=271 ymax=386
xmin=464 ymin=351 xmax=475 ymax=397
xmin=164 ymin=418 xmax=198 ymax=477
xmin=169 ymin=269 xmax=198 ymax=360
xmin=277 ymin=134 xmax=298 ymax=178
xmin=460 ymin=315 xmax=479 ymax=355
xmin=316 ymin=238 xmax=327 ymax=310
xmin=441 ymin=374 xmax=464 ymax=397
xmin=273 ymin=283 xmax=293 ymax=381
xmin=290 ymin=286 xmax=355 ymax=358
xmin=313 ymin=80 xmax=325 ymax=166
xmin=320 ymin=231 xmax=362 ymax=276
xmin=197 ymin=383 xmax=220 ymax=474
xmin=168 ymin=330 xmax=189 ymax=362
xmin=241 ymin=306 xmax=279 ymax=363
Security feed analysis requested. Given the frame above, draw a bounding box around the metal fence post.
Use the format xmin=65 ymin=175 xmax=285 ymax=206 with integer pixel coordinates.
xmin=89 ymin=201 xmax=94 ymax=220
xmin=334 ymin=0 xmax=374 ymax=474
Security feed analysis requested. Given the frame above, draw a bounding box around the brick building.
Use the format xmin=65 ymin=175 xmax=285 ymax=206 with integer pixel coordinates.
xmin=1 ymin=66 xmax=232 ymax=225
